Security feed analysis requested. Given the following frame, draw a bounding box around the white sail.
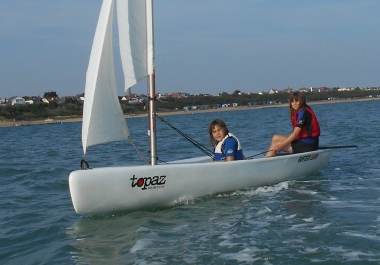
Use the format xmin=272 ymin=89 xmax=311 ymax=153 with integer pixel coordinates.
xmin=116 ymin=0 xmax=150 ymax=92
xmin=82 ymin=0 xmax=130 ymax=155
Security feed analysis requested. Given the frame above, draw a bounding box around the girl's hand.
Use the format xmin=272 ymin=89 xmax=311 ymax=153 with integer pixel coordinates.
xmin=273 ymin=144 xmax=282 ymax=152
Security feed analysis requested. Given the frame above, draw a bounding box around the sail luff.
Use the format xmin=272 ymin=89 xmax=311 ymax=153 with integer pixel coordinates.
xmin=146 ymin=0 xmax=154 ymax=75
xmin=82 ymin=0 xmax=130 ymax=155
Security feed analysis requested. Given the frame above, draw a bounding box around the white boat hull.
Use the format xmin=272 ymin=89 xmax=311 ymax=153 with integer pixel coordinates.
xmin=69 ymin=149 xmax=331 ymax=215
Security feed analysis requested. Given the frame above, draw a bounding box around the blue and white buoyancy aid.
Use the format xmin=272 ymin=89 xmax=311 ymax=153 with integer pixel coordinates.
xmin=214 ymin=133 xmax=244 ymax=161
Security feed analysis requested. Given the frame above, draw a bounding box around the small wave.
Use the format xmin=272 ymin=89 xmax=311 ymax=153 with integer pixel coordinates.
xmin=302 ymin=217 xmax=314 ymax=222
xmin=170 ymin=196 xmax=198 ymax=207
xmin=310 ymin=222 xmax=332 ymax=230
xmin=288 ymin=223 xmax=310 ymax=231
xmin=303 ymin=247 xmax=320 ymax=254
xmin=256 ymin=206 xmax=272 ymax=215
xmin=130 ymin=238 xmax=153 ymax=253
xmin=294 ymin=189 xmax=317 ymax=195
xmin=219 ymin=252 xmax=261 ymax=263
xmin=285 ymin=214 xmax=297 ymax=219
xmin=219 ymin=246 xmax=267 ymax=263
xmin=340 ymin=232 xmax=380 ymax=242
xmin=327 ymin=246 xmax=376 ymax=261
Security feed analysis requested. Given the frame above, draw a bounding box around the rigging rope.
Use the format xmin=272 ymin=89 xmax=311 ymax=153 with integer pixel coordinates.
xmin=128 ymin=136 xmax=150 ymax=164
xmin=156 ymin=114 xmax=215 ymax=159
xmin=245 ymin=151 xmax=269 ymax=159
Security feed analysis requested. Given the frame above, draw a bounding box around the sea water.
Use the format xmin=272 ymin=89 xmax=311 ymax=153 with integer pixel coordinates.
xmin=1 ymin=100 xmax=379 ymax=264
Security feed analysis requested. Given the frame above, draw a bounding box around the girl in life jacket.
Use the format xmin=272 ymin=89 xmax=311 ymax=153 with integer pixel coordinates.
xmin=208 ymin=119 xmax=244 ymax=161
xmin=265 ymin=91 xmax=320 ymax=158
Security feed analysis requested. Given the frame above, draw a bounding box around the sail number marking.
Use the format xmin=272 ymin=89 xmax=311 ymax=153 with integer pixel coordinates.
xmin=130 ymin=175 xmax=166 ymax=190
xmin=298 ymin=154 xmax=319 ymax=162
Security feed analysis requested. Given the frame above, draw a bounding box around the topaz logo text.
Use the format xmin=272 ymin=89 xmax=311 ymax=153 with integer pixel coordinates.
xmin=130 ymin=175 xmax=166 ymax=190
xmin=298 ymin=154 xmax=319 ymax=162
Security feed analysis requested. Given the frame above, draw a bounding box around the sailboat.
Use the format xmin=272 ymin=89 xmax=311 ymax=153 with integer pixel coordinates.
xmin=68 ymin=0 xmax=331 ymax=215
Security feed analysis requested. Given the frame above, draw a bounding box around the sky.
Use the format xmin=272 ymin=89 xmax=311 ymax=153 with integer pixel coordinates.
xmin=1 ymin=0 xmax=380 ymax=98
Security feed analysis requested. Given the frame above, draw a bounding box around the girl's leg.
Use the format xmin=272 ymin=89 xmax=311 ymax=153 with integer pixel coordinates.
xmin=265 ymin=134 xmax=291 ymax=157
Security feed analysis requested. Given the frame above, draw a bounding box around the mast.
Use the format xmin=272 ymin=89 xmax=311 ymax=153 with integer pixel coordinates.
xmin=146 ymin=0 xmax=157 ymax=165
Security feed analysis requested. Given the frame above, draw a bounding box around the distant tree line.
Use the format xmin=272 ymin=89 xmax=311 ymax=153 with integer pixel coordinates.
xmin=0 ymin=89 xmax=378 ymax=121
xmin=156 ymin=89 xmax=378 ymax=110
xmin=0 ymin=98 xmax=84 ymax=121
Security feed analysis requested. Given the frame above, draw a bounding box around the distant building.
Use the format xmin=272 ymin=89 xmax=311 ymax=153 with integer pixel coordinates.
xmin=172 ymin=92 xmax=190 ymax=98
xmin=338 ymin=88 xmax=349 ymax=91
xmin=269 ymin=89 xmax=279 ymax=94
xmin=42 ymin=97 xmax=57 ymax=103
xmin=283 ymin=88 xmax=294 ymax=93
xmin=10 ymin=97 xmax=26 ymax=105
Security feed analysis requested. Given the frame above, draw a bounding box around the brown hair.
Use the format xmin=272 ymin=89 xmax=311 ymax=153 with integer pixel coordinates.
xmin=208 ymin=119 xmax=229 ymax=147
xmin=289 ymin=91 xmax=308 ymax=116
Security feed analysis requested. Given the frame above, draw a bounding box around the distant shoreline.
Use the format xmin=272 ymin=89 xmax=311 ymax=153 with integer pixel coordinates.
xmin=0 ymin=97 xmax=378 ymax=128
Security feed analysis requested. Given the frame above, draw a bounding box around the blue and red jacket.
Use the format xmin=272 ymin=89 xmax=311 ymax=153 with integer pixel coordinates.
xmin=291 ymin=106 xmax=320 ymax=140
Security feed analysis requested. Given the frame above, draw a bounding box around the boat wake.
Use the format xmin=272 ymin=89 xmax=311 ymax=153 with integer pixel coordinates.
xmin=217 ymin=181 xmax=292 ymax=198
